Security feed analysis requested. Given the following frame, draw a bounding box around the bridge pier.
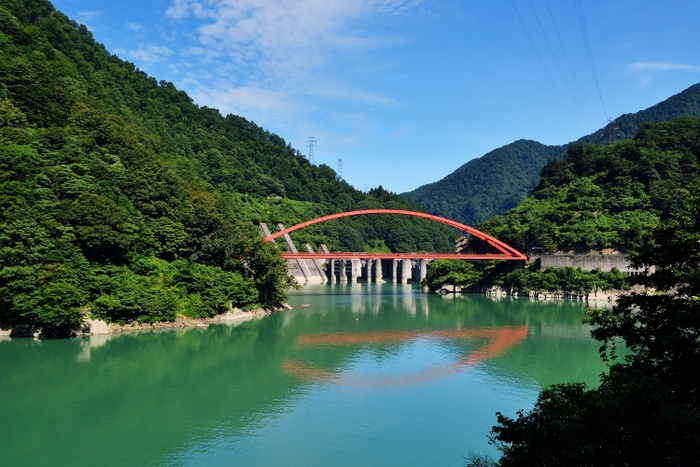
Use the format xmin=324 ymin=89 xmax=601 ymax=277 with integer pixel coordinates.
xmin=328 ymin=259 xmax=336 ymax=283
xmin=338 ymin=259 xmax=347 ymax=282
xmin=390 ymin=259 xmax=398 ymax=283
xmin=350 ymin=259 xmax=361 ymax=282
xmin=419 ymin=259 xmax=428 ymax=283
xmin=401 ymin=259 xmax=411 ymax=284
xmin=371 ymin=259 xmax=381 ymax=282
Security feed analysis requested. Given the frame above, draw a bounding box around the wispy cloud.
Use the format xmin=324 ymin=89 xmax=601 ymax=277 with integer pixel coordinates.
xmin=77 ymin=10 xmax=102 ymax=22
xmin=626 ymin=62 xmax=700 ymax=73
xmin=76 ymin=10 xmax=102 ymax=30
xmin=113 ymin=45 xmax=174 ymax=65
xmin=189 ymin=85 xmax=292 ymax=115
xmin=125 ymin=22 xmax=145 ymax=34
xmin=164 ymin=0 xmax=421 ymax=120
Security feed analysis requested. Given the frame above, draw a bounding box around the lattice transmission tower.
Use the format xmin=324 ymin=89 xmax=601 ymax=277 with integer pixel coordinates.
xmin=337 ymin=158 xmax=343 ymax=181
xmin=306 ymin=136 xmax=316 ymax=164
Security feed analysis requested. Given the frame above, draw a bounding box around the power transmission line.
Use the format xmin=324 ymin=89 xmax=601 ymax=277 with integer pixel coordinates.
xmin=526 ymin=0 xmax=592 ymax=128
xmin=508 ymin=0 xmax=583 ymax=131
xmin=542 ymin=0 xmax=599 ymax=124
xmin=543 ymin=0 xmax=598 ymax=120
xmin=573 ymin=0 xmax=609 ymax=119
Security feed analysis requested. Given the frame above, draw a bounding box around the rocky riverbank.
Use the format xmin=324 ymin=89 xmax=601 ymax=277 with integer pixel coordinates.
xmin=482 ymin=285 xmax=645 ymax=301
xmin=0 ymin=305 xmax=292 ymax=338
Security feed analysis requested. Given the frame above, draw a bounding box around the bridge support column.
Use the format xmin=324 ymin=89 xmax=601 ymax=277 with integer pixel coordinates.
xmin=401 ymin=259 xmax=411 ymax=284
xmin=391 ymin=259 xmax=398 ymax=283
xmin=350 ymin=259 xmax=360 ymax=282
xmin=328 ymin=260 xmax=336 ymax=283
xmin=419 ymin=259 xmax=428 ymax=283
xmin=338 ymin=259 xmax=347 ymax=282
xmin=373 ymin=259 xmax=382 ymax=282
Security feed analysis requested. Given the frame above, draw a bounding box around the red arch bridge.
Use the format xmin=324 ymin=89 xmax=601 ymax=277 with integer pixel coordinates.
xmin=261 ymin=209 xmax=526 ymax=284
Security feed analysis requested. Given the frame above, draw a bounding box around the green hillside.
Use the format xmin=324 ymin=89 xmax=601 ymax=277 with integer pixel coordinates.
xmin=402 ymin=140 xmax=563 ymax=226
xmin=403 ymin=83 xmax=700 ymax=226
xmin=0 ymin=0 xmax=455 ymax=334
xmin=478 ymin=116 xmax=700 ymax=253
xmin=579 ymin=83 xmax=700 ymax=145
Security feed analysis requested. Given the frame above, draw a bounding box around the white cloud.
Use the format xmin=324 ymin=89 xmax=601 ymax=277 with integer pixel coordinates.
xmin=76 ymin=10 xmax=102 ymax=30
xmin=626 ymin=62 xmax=700 ymax=73
xmin=125 ymin=22 xmax=145 ymax=33
xmin=164 ymin=0 xmax=421 ymax=119
xmin=115 ymin=45 xmax=174 ymax=65
xmin=190 ymin=85 xmax=292 ymax=115
xmin=77 ymin=10 xmax=102 ymax=22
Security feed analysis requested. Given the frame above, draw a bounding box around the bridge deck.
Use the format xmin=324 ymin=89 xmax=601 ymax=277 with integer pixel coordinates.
xmin=282 ymin=252 xmax=524 ymax=260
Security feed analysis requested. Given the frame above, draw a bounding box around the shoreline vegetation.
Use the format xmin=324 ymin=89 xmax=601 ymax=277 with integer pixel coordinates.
xmin=422 ymin=259 xmax=634 ymax=301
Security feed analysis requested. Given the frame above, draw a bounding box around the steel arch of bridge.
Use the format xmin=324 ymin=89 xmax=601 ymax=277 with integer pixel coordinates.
xmin=263 ymin=209 xmax=526 ymax=261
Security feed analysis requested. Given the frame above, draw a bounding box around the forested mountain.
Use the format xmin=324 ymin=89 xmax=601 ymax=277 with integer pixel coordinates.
xmin=579 ymin=83 xmax=700 ymax=145
xmin=403 ymin=83 xmax=700 ymax=226
xmin=401 ymin=140 xmax=563 ymax=227
xmin=0 ymin=0 xmax=455 ymax=334
xmin=478 ymin=117 xmax=700 ymax=253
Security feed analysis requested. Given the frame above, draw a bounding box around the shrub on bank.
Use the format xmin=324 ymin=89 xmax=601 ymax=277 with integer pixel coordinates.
xmin=494 ymin=264 xmax=630 ymax=294
xmin=423 ymin=260 xmax=629 ymax=295
xmin=421 ymin=260 xmax=483 ymax=290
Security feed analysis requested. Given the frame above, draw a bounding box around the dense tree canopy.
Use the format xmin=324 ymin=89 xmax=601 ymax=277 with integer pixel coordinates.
xmin=402 ymin=140 xmax=564 ymax=227
xmin=479 ymin=117 xmax=700 ymax=253
xmin=0 ymin=0 xmax=456 ymax=334
xmin=487 ymin=180 xmax=700 ymax=466
xmin=421 ymin=260 xmax=482 ymax=291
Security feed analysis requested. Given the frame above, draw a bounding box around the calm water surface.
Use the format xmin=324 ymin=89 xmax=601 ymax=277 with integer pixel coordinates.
xmin=0 ymin=283 xmax=609 ymax=466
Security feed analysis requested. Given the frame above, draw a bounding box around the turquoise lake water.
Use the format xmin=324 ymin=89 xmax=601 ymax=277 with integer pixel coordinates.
xmin=0 ymin=283 xmax=610 ymax=466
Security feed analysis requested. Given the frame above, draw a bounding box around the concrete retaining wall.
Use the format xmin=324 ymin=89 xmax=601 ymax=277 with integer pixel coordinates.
xmin=537 ymin=254 xmax=646 ymax=274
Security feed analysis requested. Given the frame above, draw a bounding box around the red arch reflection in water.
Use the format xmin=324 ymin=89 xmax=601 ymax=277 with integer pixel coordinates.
xmin=296 ymin=327 xmax=524 ymax=347
xmin=282 ymin=326 xmax=528 ymax=388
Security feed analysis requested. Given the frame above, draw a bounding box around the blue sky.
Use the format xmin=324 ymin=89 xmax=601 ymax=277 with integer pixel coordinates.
xmin=52 ymin=0 xmax=700 ymax=194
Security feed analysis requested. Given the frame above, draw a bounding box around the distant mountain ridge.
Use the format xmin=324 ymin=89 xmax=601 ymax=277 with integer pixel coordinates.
xmin=401 ymin=140 xmax=564 ymax=227
xmin=402 ymin=83 xmax=700 ymax=226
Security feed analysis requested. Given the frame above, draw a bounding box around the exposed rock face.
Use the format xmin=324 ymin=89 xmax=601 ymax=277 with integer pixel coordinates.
xmin=86 ymin=319 xmax=110 ymax=334
xmin=104 ymin=309 xmax=271 ymax=334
